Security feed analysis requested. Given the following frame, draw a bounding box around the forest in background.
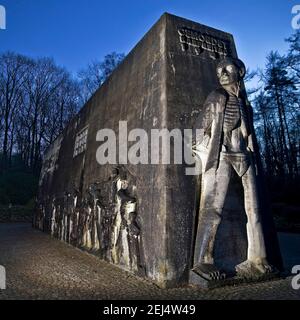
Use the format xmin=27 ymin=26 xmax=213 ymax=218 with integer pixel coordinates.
xmin=0 ymin=51 xmax=124 ymax=206
xmin=247 ymin=32 xmax=300 ymax=230
xmin=0 ymin=31 xmax=299 ymax=229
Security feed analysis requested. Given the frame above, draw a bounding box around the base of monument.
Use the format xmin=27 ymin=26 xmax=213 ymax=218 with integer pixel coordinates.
xmin=189 ymin=269 xmax=281 ymax=289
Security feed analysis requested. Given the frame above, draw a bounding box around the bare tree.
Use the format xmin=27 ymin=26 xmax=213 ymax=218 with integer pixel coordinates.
xmin=0 ymin=52 xmax=32 ymax=168
xmin=78 ymin=52 xmax=125 ymax=103
xmin=0 ymin=52 xmax=80 ymax=172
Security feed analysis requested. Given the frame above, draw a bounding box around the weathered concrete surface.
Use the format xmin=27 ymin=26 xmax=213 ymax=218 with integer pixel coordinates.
xmin=164 ymin=15 xmax=281 ymax=279
xmin=36 ymin=13 xmax=171 ymax=286
xmin=0 ymin=224 xmax=299 ymax=300
xmin=35 ymin=13 xmax=281 ymax=288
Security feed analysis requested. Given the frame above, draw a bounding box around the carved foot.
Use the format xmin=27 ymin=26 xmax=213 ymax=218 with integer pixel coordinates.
xmin=255 ymin=258 xmax=275 ymax=274
xmin=192 ymin=263 xmax=226 ymax=281
xmin=236 ymin=258 xmax=275 ymax=278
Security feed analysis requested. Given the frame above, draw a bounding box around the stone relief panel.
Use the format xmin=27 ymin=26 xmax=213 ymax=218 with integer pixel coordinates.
xmin=35 ymin=166 xmax=145 ymax=276
xmin=35 ymin=135 xmax=63 ymax=231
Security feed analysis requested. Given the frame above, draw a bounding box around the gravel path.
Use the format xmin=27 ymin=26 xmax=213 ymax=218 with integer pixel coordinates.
xmin=0 ymin=223 xmax=299 ymax=300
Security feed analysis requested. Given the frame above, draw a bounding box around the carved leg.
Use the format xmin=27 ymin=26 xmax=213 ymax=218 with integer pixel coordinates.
xmin=237 ymin=163 xmax=274 ymax=276
xmin=194 ymin=208 xmax=222 ymax=265
xmin=193 ymin=159 xmax=231 ymax=280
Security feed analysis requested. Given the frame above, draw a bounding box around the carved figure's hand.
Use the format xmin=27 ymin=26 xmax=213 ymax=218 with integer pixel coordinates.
xmin=192 ymin=142 xmax=202 ymax=158
xmin=192 ymin=135 xmax=209 ymax=156
xmin=247 ymin=134 xmax=254 ymax=153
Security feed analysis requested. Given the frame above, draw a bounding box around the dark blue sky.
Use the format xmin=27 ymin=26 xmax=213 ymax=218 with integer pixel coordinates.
xmin=0 ymin=0 xmax=297 ymax=76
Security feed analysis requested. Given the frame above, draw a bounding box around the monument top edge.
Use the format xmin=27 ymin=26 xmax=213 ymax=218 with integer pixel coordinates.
xmin=59 ymin=11 xmax=236 ymax=131
xmin=159 ymin=12 xmax=234 ymax=39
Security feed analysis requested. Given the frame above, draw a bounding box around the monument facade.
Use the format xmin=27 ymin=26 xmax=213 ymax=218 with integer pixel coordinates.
xmin=35 ymin=13 xmax=282 ymax=288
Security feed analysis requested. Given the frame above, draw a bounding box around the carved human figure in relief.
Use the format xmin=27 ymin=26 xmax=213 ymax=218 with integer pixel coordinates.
xmin=110 ymin=168 xmax=142 ymax=273
xmin=192 ymin=57 xmax=273 ymax=281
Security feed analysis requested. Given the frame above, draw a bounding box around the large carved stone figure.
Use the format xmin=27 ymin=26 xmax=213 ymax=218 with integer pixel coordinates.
xmin=192 ymin=57 xmax=274 ymax=282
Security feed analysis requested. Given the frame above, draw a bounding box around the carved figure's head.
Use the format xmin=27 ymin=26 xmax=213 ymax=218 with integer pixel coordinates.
xmin=121 ymin=180 xmax=129 ymax=190
xmin=216 ymin=58 xmax=246 ymax=86
xmin=116 ymin=178 xmax=129 ymax=191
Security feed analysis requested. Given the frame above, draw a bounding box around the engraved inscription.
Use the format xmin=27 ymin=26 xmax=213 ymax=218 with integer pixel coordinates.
xmin=178 ymin=27 xmax=229 ymax=57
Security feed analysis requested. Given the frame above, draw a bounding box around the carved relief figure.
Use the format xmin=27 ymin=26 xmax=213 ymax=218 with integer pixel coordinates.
xmin=39 ymin=135 xmax=63 ymax=187
xmin=110 ymin=168 xmax=142 ymax=273
xmin=192 ymin=57 xmax=274 ymax=281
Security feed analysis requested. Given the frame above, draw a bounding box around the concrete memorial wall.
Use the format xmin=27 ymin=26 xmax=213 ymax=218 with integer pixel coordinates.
xmin=35 ymin=13 xmax=282 ymax=288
